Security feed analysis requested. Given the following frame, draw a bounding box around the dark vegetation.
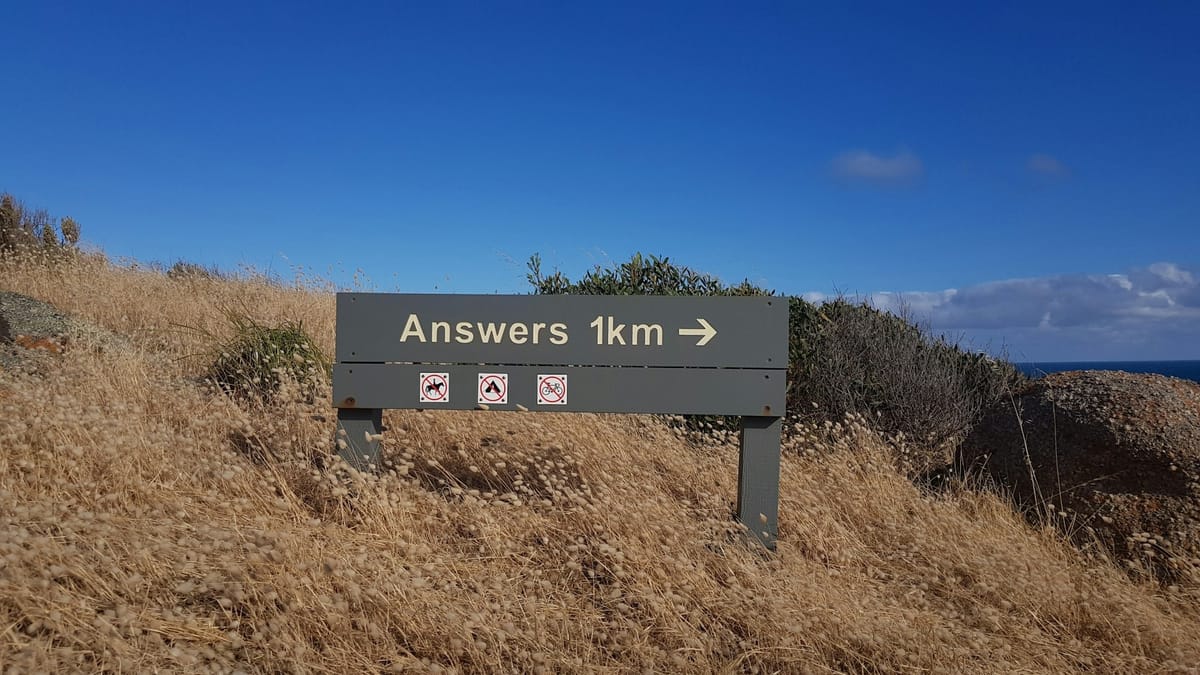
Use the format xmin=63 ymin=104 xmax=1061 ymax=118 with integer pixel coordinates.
xmin=167 ymin=260 xmax=226 ymax=281
xmin=528 ymin=253 xmax=1024 ymax=473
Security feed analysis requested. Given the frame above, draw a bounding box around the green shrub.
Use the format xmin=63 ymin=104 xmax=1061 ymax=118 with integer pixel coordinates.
xmin=206 ymin=312 xmax=330 ymax=403
xmin=527 ymin=252 xmax=765 ymax=297
xmin=790 ymin=298 xmax=1025 ymax=474
xmin=527 ymin=253 xmax=1023 ymax=471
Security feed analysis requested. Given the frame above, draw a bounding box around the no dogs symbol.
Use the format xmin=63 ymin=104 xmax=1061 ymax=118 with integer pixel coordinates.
xmin=537 ymin=374 xmax=567 ymax=405
xmin=419 ymin=372 xmax=449 ymax=403
xmin=478 ymin=373 xmax=508 ymax=405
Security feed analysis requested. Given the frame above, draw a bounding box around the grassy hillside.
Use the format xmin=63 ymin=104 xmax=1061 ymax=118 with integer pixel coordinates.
xmin=2 ymin=253 xmax=1198 ymax=673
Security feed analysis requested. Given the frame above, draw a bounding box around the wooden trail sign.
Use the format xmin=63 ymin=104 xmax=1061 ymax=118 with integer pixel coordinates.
xmin=334 ymin=293 xmax=788 ymax=549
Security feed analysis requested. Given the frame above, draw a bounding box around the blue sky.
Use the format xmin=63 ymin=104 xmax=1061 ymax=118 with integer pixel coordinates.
xmin=2 ymin=2 xmax=1197 ymax=360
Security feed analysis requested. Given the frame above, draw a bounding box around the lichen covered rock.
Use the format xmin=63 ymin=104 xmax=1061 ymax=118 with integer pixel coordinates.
xmin=960 ymin=370 xmax=1200 ymax=582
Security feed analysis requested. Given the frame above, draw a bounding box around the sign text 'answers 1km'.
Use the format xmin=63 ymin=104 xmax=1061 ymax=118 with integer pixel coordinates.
xmin=335 ymin=294 xmax=786 ymax=368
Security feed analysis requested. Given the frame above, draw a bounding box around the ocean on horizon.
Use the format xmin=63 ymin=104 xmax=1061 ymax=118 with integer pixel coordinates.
xmin=1016 ymin=360 xmax=1200 ymax=383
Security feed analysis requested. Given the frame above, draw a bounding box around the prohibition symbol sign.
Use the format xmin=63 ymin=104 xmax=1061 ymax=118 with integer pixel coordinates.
xmin=478 ymin=373 xmax=508 ymax=405
xmin=537 ymin=374 xmax=567 ymax=405
xmin=419 ymin=372 xmax=449 ymax=403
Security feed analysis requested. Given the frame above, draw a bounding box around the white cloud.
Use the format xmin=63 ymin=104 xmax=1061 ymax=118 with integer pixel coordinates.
xmin=831 ymin=149 xmax=923 ymax=184
xmin=1145 ymin=262 xmax=1194 ymax=285
xmin=805 ymin=263 xmax=1200 ymax=360
xmin=1027 ymin=153 xmax=1070 ymax=177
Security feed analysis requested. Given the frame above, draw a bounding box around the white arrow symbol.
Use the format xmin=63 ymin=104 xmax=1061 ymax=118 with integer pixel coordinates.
xmin=678 ymin=318 xmax=717 ymax=346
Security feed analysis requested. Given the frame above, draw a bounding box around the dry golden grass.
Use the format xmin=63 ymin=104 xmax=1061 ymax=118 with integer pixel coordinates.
xmin=2 ymin=252 xmax=1199 ymax=673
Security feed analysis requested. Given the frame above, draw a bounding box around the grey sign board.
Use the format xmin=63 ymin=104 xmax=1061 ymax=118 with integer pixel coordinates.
xmin=333 ymin=292 xmax=788 ymax=550
xmin=337 ymin=293 xmax=787 ymax=368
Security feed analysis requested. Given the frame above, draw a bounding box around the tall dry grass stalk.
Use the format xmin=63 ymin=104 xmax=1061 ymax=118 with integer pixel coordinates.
xmin=1 ymin=252 xmax=1199 ymax=673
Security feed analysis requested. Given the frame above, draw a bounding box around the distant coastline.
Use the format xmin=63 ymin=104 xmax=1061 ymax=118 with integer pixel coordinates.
xmin=1016 ymin=360 xmax=1200 ymax=383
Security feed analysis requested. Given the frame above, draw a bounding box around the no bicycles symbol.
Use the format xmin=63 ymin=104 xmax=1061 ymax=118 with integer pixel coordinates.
xmin=478 ymin=373 xmax=508 ymax=405
xmin=536 ymin=374 xmax=567 ymax=405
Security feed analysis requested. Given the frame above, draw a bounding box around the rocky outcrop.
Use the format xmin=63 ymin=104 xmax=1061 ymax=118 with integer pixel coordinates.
xmin=0 ymin=291 xmax=76 ymax=372
xmin=959 ymin=370 xmax=1200 ymax=582
xmin=0 ymin=291 xmax=77 ymax=337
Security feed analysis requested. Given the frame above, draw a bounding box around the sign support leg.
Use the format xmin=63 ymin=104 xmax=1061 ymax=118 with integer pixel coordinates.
xmin=737 ymin=416 xmax=781 ymax=550
xmin=336 ymin=408 xmax=382 ymax=472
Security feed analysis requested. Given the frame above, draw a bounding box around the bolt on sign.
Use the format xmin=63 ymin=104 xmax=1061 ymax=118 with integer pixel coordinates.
xmin=334 ymin=293 xmax=788 ymax=549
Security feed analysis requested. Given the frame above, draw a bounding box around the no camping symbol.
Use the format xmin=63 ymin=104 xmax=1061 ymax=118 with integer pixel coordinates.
xmin=537 ymin=374 xmax=567 ymax=405
xmin=478 ymin=373 xmax=508 ymax=405
xmin=419 ymin=372 xmax=449 ymax=403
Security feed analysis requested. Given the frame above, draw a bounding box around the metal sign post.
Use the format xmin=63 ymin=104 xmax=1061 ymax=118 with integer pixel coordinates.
xmin=333 ymin=293 xmax=788 ymax=549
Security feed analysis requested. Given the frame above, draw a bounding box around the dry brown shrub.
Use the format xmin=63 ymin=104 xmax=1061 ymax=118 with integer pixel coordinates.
xmin=2 ymin=253 xmax=1199 ymax=673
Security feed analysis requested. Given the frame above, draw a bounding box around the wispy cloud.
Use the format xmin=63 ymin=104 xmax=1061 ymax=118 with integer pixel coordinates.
xmin=831 ymin=149 xmax=923 ymax=185
xmin=805 ymin=263 xmax=1200 ymax=360
xmin=1027 ymin=153 xmax=1070 ymax=177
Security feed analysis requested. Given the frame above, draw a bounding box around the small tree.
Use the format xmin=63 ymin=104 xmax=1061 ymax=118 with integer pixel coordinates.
xmin=60 ymin=216 xmax=80 ymax=246
xmin=40 ymin=218 xmax=58 ymax=247
xmin=0 ymin=194 xmax=25 ymax=253
xmin=22 ymin=208 xmax=49 ymax=240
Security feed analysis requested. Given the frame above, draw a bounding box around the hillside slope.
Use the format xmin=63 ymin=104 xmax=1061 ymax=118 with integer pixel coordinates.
xmin=2 ymin=255 xmax=1199 ymax=673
